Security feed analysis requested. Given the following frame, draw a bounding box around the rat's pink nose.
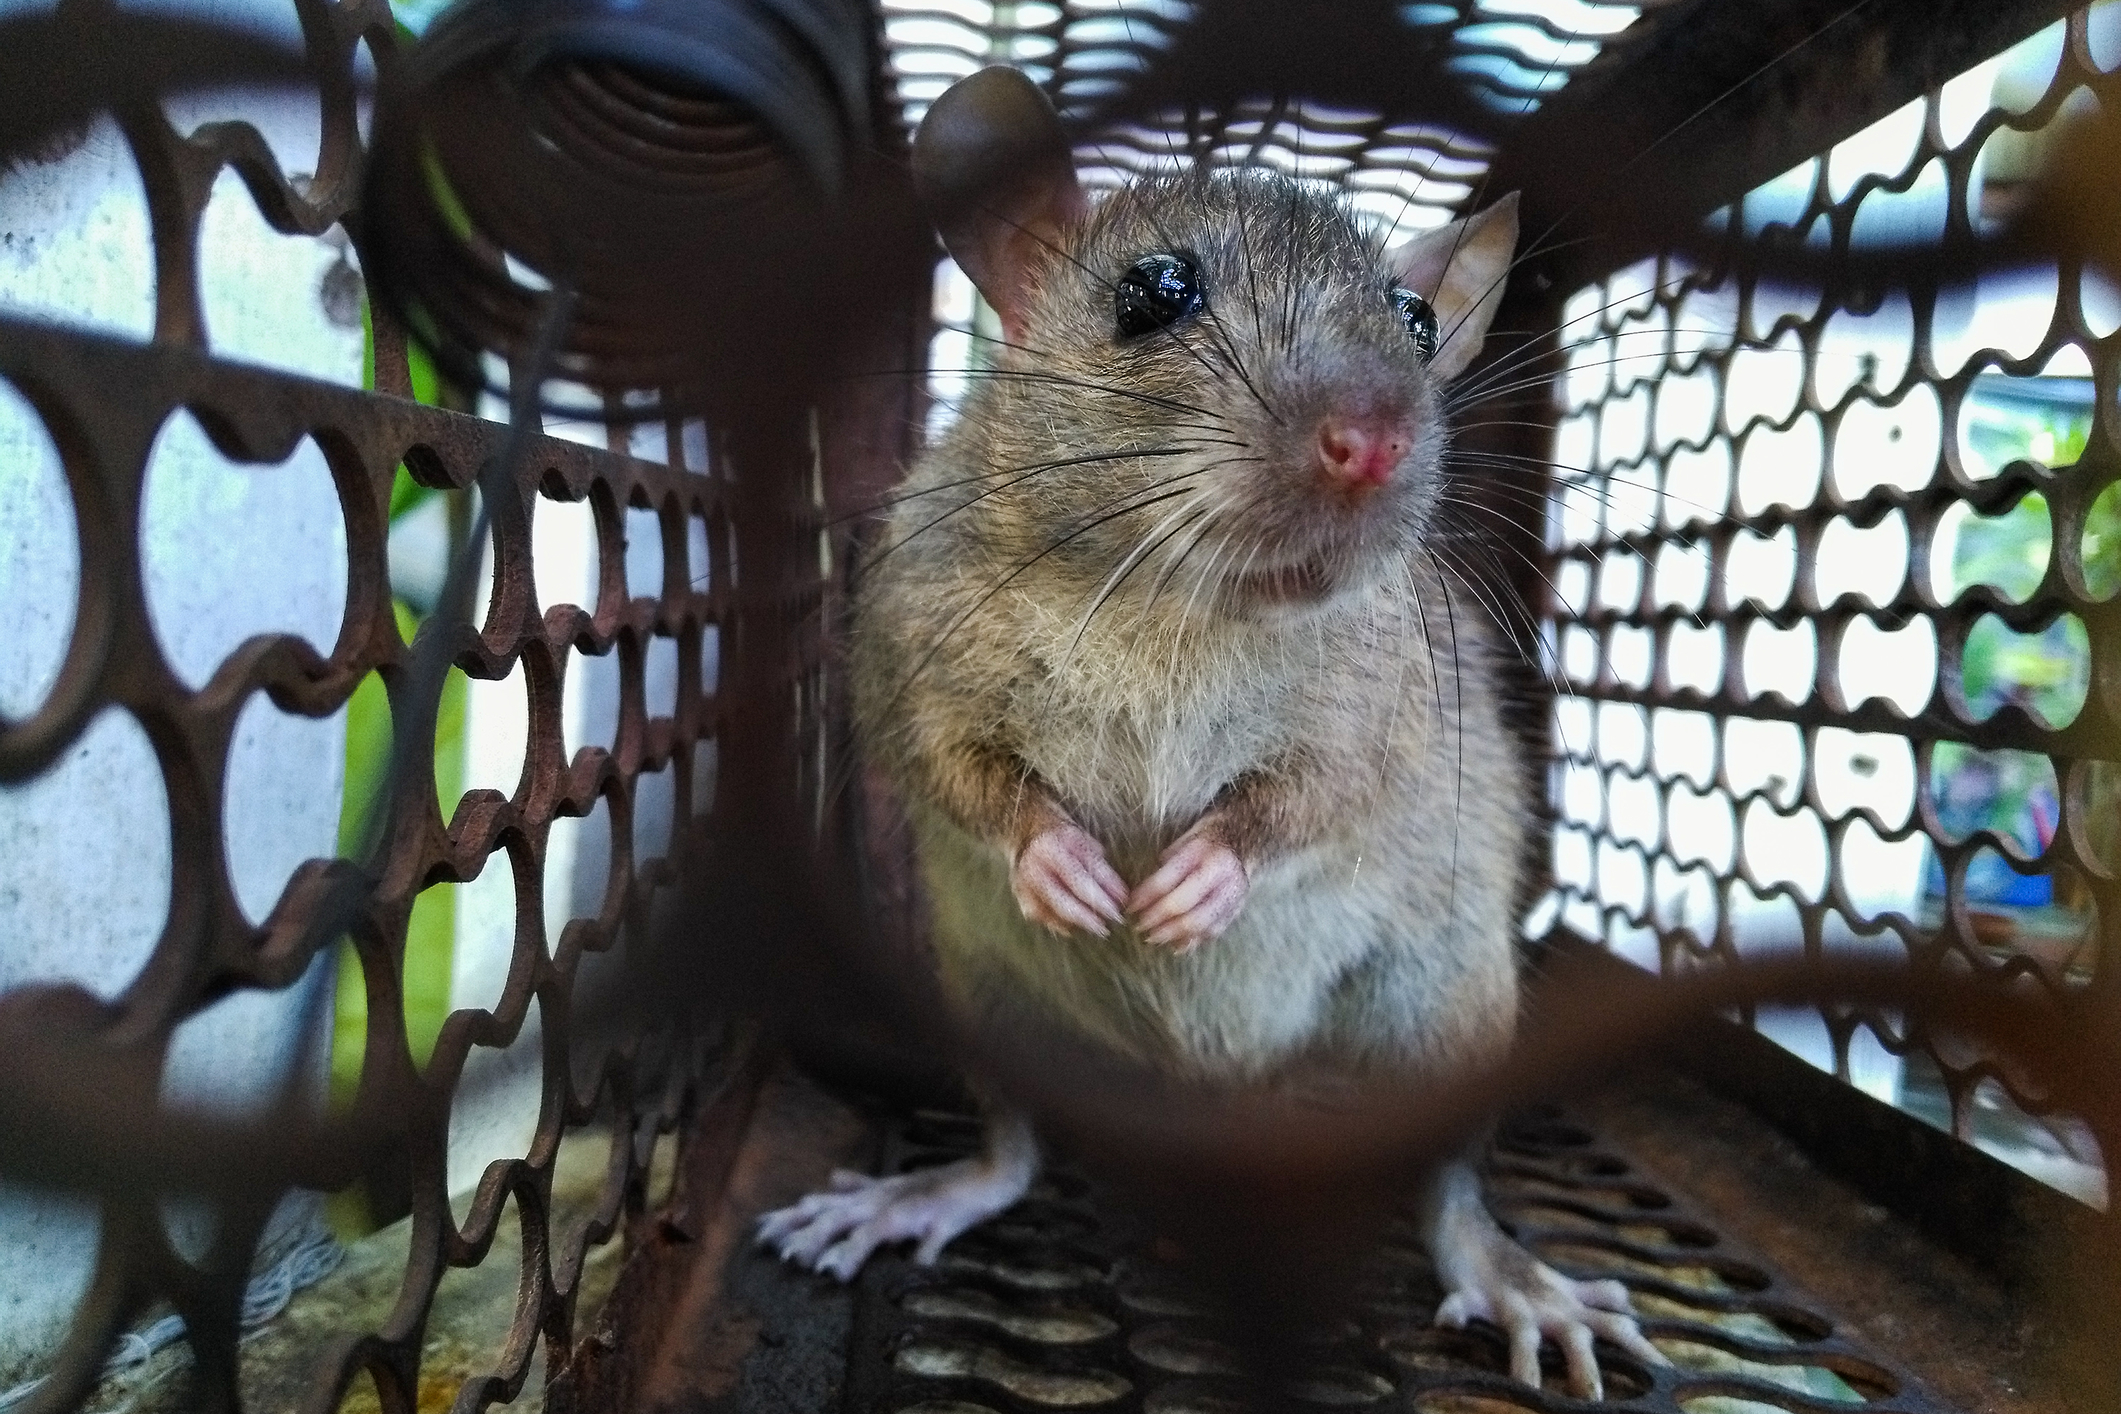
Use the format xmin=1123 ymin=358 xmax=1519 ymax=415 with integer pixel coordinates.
xmin=1316 ymin=415 xmax=1409 ymax=493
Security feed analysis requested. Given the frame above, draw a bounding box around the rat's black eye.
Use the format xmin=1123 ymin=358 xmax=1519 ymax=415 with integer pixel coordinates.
xmin=1116 ymin=253 xmax=1205 ymax=338
xmin=1392 ymin=286 xmax=1440 ymax=363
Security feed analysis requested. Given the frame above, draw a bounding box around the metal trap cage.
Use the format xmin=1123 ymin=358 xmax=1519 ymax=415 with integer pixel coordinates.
xmin=0 ymin=1 xmax=2114 ymax=1412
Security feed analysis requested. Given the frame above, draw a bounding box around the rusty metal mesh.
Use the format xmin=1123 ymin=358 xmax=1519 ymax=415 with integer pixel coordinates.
xmin=877 ymin=0 xmax=1676 ymax=211
xmin=4 ymin=0 xmax=2117 ymax=1408
xmin=0 ymin=0 xmax=834 ymax=1405
xmin=844 ymin=1106 xmax=1950 ymax=1414
xmin=1534 ymin=7 xmax=2119 ymax=1192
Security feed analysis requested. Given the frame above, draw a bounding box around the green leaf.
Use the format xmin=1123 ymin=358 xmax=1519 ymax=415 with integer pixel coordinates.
xmin=329 ymin=597 xmax=469 ymax=1208
xmin=388 ymin=464 xmax=435 ymax=522
xmin=418 ymin=131 xmax=478 ymax=244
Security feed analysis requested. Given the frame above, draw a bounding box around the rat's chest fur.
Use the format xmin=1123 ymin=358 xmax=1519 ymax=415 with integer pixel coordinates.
xmin=1003 ymin=592 xmax=1299 ymax=863
xmin=856 ymin=467 xmax=1527 ymax=1080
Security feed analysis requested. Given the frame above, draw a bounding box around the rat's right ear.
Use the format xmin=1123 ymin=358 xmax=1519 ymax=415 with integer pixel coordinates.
xmin=913 ymin=67 xmax=1085 ymax=343
xmin=1385 ymin=192 xmax=1520 ymax=381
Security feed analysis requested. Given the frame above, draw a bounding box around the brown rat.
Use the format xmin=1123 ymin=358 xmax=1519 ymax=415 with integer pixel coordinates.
xmin=758 ymin=66 xmax=1663 ymax=1399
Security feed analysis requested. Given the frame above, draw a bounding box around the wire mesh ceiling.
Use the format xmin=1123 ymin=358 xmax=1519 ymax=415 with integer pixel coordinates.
xmin=877 ymin=0 xmax=1673 ymax=233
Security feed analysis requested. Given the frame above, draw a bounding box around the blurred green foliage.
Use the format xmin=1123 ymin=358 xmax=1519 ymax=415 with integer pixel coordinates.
xmin=1932 ymin=384 xmax=2116 ymax=908
xmin=2083 ymin=481 xmax=2121 ymax=600
xmin=330 ymin=278 xmax=466 ymax=1232
xmin=331 ymin=599 xmax=466 ymax=1107
xmin=1948 ymin=397 xmax=2094 ymax=727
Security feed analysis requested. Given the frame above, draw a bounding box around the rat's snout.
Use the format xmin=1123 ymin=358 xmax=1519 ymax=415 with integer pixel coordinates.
xmin=1314 ymin=413 xmax=1411 ymax=496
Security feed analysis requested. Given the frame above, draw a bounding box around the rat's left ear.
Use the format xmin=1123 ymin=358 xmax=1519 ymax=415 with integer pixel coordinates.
xmin=913 ymin=67 xmax=1086 ymax=344
xmin=1385 ymin=192 xmax=1520 ymax=380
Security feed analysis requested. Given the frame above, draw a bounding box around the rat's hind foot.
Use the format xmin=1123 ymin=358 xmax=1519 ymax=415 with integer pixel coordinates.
xmin=1431 ymin=1246 xmax=1663 ymax=1400
xmin=1425 ymin=1162 xmax=1666 ymax=1401
xmin=756 ymin=1113 xmax=1038 ymax=1281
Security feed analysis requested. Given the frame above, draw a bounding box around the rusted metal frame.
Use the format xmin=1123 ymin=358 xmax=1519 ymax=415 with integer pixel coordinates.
xmin=1 ymin=3 xmax=2101 ymax=1409
xmin=1542 ymin=887 xmax=2116 ymax=1150
xmin=0 ymin=10 xmax=322 ymax=170
xmin=1562 ymin=590 xmax=2098 ymax=650
xmin=1548 ymin=792 xmax=2109 ymax=992
xmin=1088 ymin=0 xmax=1505 ymax=145
xmin=0 ymin=2 xmax=880 ymax=1411
xmin=92 ymin=0 xmax=393 ymax=348
xmin=532 ymin=379 xmax=887 ymax=1405
xmin=1553 ymin=432 xmax=2115 ymax=631
xmin=1548 ymin=491 xmax=2121 ymax=760
xmin=0 ymin=313 xmax=728 ymax=1413
xmin=1559 ymin=454 xmax=2115 ymax=612
xmin=1484 ymin=0 xmax=2084 ymax=294
xmin=546 ymin=1030 xmax=780 ymax=1413
xmin=1548 ymin=838 xmax=2119 ymax=1114
xmin=1446 ymin=311 xmax=1579 ymax=954
xmin=733 ymin=7 xmax=933 ymax=1046
xmin=1551 ymin=636 xmax=2117 ymax=760
xmin=1547 ymin=727 xmax=2103 ymax=914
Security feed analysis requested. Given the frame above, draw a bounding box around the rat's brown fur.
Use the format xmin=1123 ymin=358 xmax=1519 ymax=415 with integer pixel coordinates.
xmin=851 ymin=170 xmax=1528 ymax=1082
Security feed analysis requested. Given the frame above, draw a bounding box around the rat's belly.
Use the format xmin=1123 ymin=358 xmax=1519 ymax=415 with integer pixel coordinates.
xmin=911 ymin=802 xmax=1511 ymax=1079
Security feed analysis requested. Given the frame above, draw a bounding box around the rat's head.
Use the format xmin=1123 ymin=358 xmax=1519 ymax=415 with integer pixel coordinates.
xmin=913 ymin=68 xmax=1520 ymax=619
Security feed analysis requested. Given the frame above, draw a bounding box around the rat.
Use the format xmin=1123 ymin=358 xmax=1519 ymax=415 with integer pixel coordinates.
xmin=757 ymin=66 xmax=1664 ymax=1400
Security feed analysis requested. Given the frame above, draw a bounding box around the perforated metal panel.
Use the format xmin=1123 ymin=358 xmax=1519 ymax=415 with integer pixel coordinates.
xmin=844 ymin=1106 xmax=1950 ymax=1414
xmin=4 ymin=1 xmax=2116 ymax=1410
xmin=0 ymin=2 xmax=812 ymax=1407
xmin=1531 ymin=6 xmax=2118 ymax=1203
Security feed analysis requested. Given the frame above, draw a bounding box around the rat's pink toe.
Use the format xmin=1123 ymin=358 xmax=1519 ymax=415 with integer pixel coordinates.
xmin=1013 ymin=823 xmax=1124 ymax=936
xmin=1131 ymin=838 xmax=1248 ymax=948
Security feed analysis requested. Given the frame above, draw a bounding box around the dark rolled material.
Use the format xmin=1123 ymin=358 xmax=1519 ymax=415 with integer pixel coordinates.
xmin=359 ymin=0 xmax=911 ymax=418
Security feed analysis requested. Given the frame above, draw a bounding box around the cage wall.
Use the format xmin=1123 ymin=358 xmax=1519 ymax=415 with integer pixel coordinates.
xmin=1532 ymin=6 xmax=2120 ymax=1209
xmin=2 ymin=0 xmax=2117 ymax=1410
xmin=0 ymin=0 xmax=918 ymax=1405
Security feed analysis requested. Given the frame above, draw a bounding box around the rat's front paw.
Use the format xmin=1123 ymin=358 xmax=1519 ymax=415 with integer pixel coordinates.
xmin=1013 ymin=823 xmax=1127 ymax=936
xmin=1129 ymin=832 xmax=1248 ymax=950
xmin=1433 ymin=1232 xmax=1666 ymax=1401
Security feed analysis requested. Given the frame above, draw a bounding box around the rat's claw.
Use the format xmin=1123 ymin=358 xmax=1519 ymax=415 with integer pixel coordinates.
xmin=1438 ymin=1277 xmax=1628 ymax=1401
xmin=1560 ymin=1323 xmax=1599 ymax=1396
xmin=1012 ymin=824 xmax=1126 ymax=936
xmin=1581 ymin=1303 xmax=1669 ymax=1368
xmin=1130 ymin=835 xmax=1248 ymax=950
xmin=1501 ymin=1296 xmax=1544 ymax=1391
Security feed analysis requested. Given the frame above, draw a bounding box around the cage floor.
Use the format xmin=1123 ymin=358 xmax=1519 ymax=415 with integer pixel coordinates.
xmin=673 ymin=1066 xmax=2053 ymax=1414
xmin=840 ymin=1113 xmax=1925 ymax=1414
